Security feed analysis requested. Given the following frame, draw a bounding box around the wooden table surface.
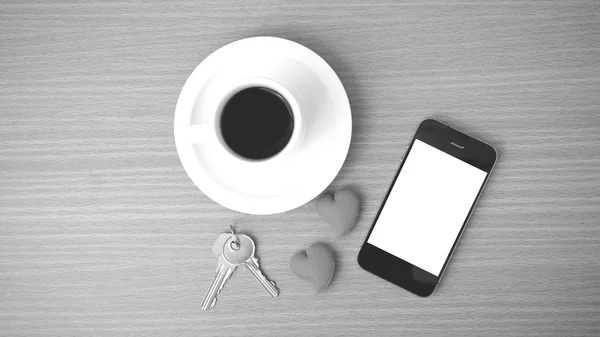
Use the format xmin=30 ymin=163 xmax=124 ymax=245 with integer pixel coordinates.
xmin=2 ymin=1 xmax=600 ymax=336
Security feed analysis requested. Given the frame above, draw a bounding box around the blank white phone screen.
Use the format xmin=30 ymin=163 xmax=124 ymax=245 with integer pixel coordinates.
xmin=367 ymin=139 xmax=487 ymax=276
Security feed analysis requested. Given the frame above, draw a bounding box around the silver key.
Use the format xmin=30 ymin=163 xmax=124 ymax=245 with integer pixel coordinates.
xmin=222 ymin=234 xmax=279 ymax=297
xmin=201 ymin=234 xmax=237 ymax=310
xmin=211 ymin=233 xmax=231 ymax=257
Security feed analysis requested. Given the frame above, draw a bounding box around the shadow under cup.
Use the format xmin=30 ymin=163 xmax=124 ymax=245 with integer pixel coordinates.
xmin=219 ymin=86 xmax=295 ymax=160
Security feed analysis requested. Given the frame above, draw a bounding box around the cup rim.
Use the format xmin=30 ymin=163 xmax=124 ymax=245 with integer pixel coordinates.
xmin=211 ymin=77 xmax=303 ymax=163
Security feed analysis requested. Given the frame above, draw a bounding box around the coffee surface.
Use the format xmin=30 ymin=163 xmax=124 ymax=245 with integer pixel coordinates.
xmin=220 ymin=87 xmax=294 ymax=160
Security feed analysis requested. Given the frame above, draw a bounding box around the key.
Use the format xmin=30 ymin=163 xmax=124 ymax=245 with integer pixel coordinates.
xmin=243 ymin=255 xmax=279 ymax=297
xmin=201 ymin=235 xmax=237 ymax=310
xmin=201 ymin=256 xmax=235 ymax=310
xmin=222 ymin=234 xmax=279 ymax=297
xmin=211 ymin=233 xmax=231 ymax=258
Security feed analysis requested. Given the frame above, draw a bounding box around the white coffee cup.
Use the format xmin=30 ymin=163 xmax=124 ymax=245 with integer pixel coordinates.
xmin=176 ymin=76 xmax=305 ymax=164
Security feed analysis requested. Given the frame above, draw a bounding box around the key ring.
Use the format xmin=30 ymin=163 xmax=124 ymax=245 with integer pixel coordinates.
xmin=229 ymin=224 xmax=240 ymax=250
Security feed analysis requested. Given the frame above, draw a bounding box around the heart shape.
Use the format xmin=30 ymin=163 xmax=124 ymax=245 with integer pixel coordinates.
xmin=316 ymin=188 xmax=360 ymax=237
xmin=289 ymin=243 xmax=335 ymax=293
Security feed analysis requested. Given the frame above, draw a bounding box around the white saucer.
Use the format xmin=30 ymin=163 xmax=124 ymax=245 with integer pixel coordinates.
xmin=174 ymin=37 xmax=352 ymax=215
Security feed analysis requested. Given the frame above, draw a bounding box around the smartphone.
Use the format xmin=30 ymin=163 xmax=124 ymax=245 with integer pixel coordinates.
xmin=357 ymin=119 xmax=497 ymax=297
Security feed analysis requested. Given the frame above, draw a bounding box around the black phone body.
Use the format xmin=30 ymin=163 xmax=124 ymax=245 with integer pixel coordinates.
xmin=357 ymin=119 xmax=497 ymax=297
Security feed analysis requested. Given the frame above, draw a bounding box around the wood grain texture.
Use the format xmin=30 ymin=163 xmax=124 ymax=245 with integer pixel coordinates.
xmin=1 ymin=0 xmax=599 ymax=336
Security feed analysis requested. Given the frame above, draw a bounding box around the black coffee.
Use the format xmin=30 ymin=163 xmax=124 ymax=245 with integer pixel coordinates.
xmin=220 ymin=87 xmax=294 ymax=160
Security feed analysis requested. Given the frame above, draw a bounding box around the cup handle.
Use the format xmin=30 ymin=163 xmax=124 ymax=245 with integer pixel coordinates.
xmin=178 ymin=123 xmax=212 ymax=144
